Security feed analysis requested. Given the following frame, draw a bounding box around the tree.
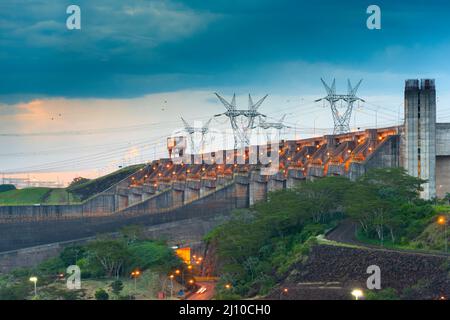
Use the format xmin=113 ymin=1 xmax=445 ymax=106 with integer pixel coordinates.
xmin=60 ymin=245 xmax=86 ymax=266
xmin=0 ymin=184 xmax=16 ymax=193
xmin=68 ymin=177 xmax=90 ymax=188
xmin=346 ymin=168 xmax=429 ymax=244
xmin=358 ymin=168 xmax=425 ymax=203
xmin=87 ymin=240 xmax=130 ymax=278
xmin=110 ymin=280 xmax=124 ymax=297
xmin=120 ymin=225 xmax=145 ymax=245
xmin=94 ymin=289 xmax=109 ymax=300
xmin=445 ymin=193 xmax=450 ymax=204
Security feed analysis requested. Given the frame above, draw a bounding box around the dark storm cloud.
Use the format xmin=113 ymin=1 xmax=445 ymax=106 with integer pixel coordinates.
xmin=1 ymin=0 xmax=450 ymax=103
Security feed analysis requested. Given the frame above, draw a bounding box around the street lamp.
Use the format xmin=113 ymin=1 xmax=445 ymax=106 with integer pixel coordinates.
xmin=169 ymin=274 xmax=174 ymax=298
xmin=29 ymin=277 xmax=38 ymax=297
xmin=130 ymin=270 xmax=141 ymax=293
xmin=279 ymin=288 xmax=288 ymax=300
xmin=437 ymin=215 xmax=448 ymax=254
xmin=351 ymin=289 xmax=364 ymax=300
xmin=175 ymin=269 xmax=185 ymax=285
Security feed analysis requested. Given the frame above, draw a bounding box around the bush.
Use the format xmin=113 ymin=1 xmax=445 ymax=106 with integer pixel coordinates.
xmin=0 ymin=184 xmax=16 ymax=193
xmin=366 ymin=288 xmax=399 ymax=300
xmin=94 ymin=289 xmax=109 ymax=300
xmin=37 ymin=257 xmax=65 ymax=275
xmin=110 ymin=280 xmax=124 ymax=296
xmin=0 ymin=282 xmax=30 ymax=300
xmin=59 ymin=246 xmax=86 ymax=266
xmin=128 ymin=241 xmax=181 ymax=273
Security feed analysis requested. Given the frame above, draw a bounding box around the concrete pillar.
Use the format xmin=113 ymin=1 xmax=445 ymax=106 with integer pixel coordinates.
xmin=249 ymin=170 xmax=268 ymax=206
xmin=286 ymin=168 xmax=305 ymax=188
xmin=234 ymin=173 xmax=250 ymax=208
xmin=185 ymin=179 xmax=201 ymax=204
xmin=128 ymin=187 xmax=143 ymax=205
xmin=404 ymin=79 xmax=437 ymax=199
xmin=267 ymin=172 xmax=286 ymax=192
xmin=200 ymin=178 xmax=217 ymax=197
xmin=217 ymin=174 xmax=232 ymax=186
xmin=115 ymin=188 xmax=129 ymax=211
xmin=142 ymin=184 xmax=156 ymax=200
xmin=325 ymin=135 xmax=336 ymax=150
xmin=306 ymin=165 xmax=324 ymax=178
xmin=172 ymin=181 xmax=185 ymax=207
xmin=157 ymin=182 xmax=171 ymax=192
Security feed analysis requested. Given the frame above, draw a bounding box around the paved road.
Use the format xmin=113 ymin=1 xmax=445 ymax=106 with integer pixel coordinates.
xmin=186 ymin=281 xmax=216 ymax=300
xmin=326 ymin=220 xmax=450 ymax=258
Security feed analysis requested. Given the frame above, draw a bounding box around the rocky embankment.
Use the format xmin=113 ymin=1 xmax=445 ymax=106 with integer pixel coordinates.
xmin=268 ymin=244 xmax=449 ymax=300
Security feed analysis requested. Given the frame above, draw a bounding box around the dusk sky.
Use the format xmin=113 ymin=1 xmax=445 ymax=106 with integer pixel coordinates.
xmin=1 ymin=0 xmax=450 ymax=185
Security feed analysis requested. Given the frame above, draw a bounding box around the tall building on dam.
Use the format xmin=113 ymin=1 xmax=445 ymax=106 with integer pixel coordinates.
xmin=403 ymin=79 xmax=449 ymax=199
xmin=0 ymin=79 xmax=449 ymax=251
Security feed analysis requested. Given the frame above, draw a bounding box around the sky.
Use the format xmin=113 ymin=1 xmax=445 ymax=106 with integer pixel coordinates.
xmin=1 ymin=0 xmax=450 ymax=185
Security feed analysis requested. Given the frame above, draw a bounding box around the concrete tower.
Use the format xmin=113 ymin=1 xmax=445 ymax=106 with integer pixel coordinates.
xmin=404 ymin=79 xmax=436 ymax=199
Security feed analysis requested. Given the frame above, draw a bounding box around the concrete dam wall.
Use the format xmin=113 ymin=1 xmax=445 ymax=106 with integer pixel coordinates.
xmin=0 ymin=183 xmax=238 ymax=252
xmin=0 ymin=126 xmax=422 ymax=252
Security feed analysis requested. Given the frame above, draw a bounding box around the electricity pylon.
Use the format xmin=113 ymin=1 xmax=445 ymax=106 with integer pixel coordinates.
xmin=214 ymin=93 xmax=267 ymax=148
xmin=181 ymin=117 xmax=212 ymax=154
xmin=257 ymin=114 xmax=290 ymax=142
xmin=315 ymin=78 xmax=365 ymax=134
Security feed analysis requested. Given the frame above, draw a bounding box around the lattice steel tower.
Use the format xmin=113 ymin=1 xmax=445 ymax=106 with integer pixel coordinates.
xmin=214 ymin=93 xmax=267 ymax=148
xmin=257 ymin=114 xmax=290 ymax=142
xmin=315 ymin=78 xmax=365 ymax=134
xmin=181 ymin=117 xmax=212 ymax=154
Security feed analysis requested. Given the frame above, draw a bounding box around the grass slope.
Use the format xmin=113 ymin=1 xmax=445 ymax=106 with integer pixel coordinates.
xmin=0 ymin=188 xmax=80 ymax=206
xmin=68 ymin=164 xmax=145 ymax=201
xmin=0 ymin=164 xmax=146 ymax=205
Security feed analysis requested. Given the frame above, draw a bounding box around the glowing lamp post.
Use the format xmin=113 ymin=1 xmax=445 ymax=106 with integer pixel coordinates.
xmin=29 ymin=277 xmax=38 ymax=297
xmin=351 ymin=289 xmax=364 ymax=300
xmin=130 ymin=270 xmax=141 ymax=293
xmin=437 ymin=215 xmax=448 ymax=254
xmin=169 ymin=274 xmax=174 ymax=298
xmin=279 ymin=288 xmax=288 ymax=300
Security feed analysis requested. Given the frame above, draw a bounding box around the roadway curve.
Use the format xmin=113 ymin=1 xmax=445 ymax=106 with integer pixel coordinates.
xmin=186 ymin=281 xmax=216 ymax=300
xmin=326 ymin=220 xmax=450 ymax=258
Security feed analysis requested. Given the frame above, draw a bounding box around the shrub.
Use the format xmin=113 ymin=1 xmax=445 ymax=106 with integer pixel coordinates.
xmin=366 ymin=288 xmax=399 ymax=300
xmin=94 ymin=289 xmax=109 ymax=300
xmin=0 ymin=184 xmax=16 ymax=193
xmin=110 ymin=280 xmax=124 ymax=296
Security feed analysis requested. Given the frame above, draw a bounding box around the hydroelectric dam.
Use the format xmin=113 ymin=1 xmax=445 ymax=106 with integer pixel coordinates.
xmin=0 ymin=79 xmax=449 ymax=252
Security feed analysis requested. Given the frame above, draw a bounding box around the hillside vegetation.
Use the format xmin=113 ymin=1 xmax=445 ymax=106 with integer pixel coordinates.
xmin=207 ymin=168 xmax=446 ymax=299
xmin=0 ymin=188 xmax=80 ymax=205
xmin=68 ymin=164 xmax=145 ymax=201
xmin=0 ymin=226 xmax=183 ymax=300
xmin=0 ymin=164 xmax=145 ymax=205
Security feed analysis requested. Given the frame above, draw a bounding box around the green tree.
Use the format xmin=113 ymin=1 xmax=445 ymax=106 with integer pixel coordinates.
xmin=445 ymin=193 xmax=450 ymax=204
xmin=0 ymin=184 xmax=16 ymax=193
xmin=60 ymin=245 xmax=86 ymax=266
xmin=346 ymin=168 xmax=427 ymax=243
xmin=120 ymin=225 xmax=145 ymax=245
xmin=94 ymin=289 xmax=109 ymax=300
xmin=110 ymin=280 xmax=124 ymax=297
xmin=87 ymin=240 xmax=131 ymax=278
